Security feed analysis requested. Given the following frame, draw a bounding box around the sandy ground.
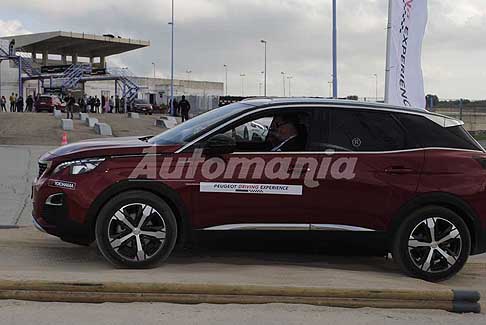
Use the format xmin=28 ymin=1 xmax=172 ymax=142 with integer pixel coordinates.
xmin=0 ymin=227 xmax=485 ymax=296
xmin=0 ymin=227 xmax=485 ymax=323
xmin=1 ymin=301 xmax=484 ymax=325
xmin=0 ymin=112 xmax=167 ymax=146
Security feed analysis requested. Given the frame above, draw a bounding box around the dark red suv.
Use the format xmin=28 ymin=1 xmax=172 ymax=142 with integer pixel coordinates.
xmin=35 ymin=95 xmax=66 ymax=113
xmin=32 ymin=98 xmax=486 ymax=281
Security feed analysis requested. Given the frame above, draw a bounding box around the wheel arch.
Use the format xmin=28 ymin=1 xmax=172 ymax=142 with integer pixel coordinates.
xmin=85 ymin=180 xmax=192 ymax=247
xmin=388 ymin=192 xmax=482 ymax=255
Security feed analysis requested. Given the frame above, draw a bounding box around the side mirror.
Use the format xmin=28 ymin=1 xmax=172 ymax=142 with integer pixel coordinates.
xmin=204 ymin=134 xmax=236 ymax=156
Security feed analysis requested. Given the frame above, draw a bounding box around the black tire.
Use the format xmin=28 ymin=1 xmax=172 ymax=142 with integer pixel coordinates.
xmin=95 ymin=190 xmax=177 ymax=268
xmin=392 ymin=206 xmax=470 ymax=282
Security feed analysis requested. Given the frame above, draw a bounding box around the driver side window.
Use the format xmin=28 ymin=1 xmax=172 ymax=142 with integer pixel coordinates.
xmin=203 ymin=110 xmax=311 ymax=153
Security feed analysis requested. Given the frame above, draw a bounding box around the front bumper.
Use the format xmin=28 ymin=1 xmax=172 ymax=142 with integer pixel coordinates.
xmin=32 ymin=178 xmax=93 ymax=245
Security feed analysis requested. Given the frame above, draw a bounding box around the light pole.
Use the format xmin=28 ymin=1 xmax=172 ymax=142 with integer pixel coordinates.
xmin=373 ymin=73 xmax=378 ymax=102
xmin=260 ymin=40 xmax=267 ymax=97
xmin=240 ymin=73 xmax=246 ymax=96
xmin=332 ymin=0 xmax=338 ymax=98
xmin=281 ymin=72 xmax=286 ymax=97
xmin=287 ymin=76 xmax=293 ymax=97
xmin=224 ymin=64 xmax=228 ymax=96
xmin=169 ymin=0 xmax=175 ymax=116
xmin=186 ymin=69 xmax=192 ymax=81
xmin=152 ymin=62 xmax=156 ymax=78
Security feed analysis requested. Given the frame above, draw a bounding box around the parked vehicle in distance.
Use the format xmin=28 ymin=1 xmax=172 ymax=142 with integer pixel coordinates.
xmin=129 ymin=99 xmax=153 ymax=115
xmin=32 ymin=98 xmax=486 ymax=282
xmin=35 ymin=95 xmax=66 ymax=113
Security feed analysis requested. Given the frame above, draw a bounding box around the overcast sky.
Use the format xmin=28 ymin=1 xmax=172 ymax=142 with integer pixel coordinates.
xmin=1 ymin=0 xmax=484 ymax=100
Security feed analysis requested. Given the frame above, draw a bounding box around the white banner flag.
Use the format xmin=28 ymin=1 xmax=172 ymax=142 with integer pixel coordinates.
xmin=385 ymin=0 xmax=428 ymax=109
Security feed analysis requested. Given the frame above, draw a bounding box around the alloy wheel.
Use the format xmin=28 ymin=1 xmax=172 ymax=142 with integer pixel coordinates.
xmin=408 ymin=217 xmax=462 ymax=273
xmin=108 ymin=203 xmax=167 ymax=262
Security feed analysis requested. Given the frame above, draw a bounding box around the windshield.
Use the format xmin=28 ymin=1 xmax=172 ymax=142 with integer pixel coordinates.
xmin=148 ymin=102 xmax=254 ymax=145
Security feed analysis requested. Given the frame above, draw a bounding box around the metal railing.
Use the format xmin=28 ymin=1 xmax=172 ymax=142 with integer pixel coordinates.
xmin=107 ymin=67 xmax=140 ymax=104
xmin=0 ymin=44 xmax=42 ymax=77
xmin=61 ymin=64 xmax=92 ymax=90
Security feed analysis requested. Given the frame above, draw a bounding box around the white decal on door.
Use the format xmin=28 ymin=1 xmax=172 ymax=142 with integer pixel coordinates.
xmin=200 ymin=182 xmax=303 ymax=196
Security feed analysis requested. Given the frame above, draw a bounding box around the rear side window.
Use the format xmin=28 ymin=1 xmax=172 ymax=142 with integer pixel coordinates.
xmin=326 ymin=109 xmax=407 ymax=152
xmin=396 ymin=114 xmax=482 ymax=151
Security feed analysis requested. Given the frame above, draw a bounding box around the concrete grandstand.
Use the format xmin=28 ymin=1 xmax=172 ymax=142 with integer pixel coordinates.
xmin=0 ymin=31 xmax=223 ymax=112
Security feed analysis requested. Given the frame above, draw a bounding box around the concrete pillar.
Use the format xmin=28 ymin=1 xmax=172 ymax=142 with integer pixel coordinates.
xmin=89 ymin=57 xmax=94 ymax=65
xmin=72 ymin=53 xmax=78 ymax=65
xmin=61 ymin=55 xmax=67 ymax=65
xmin=31 ymin=51 xmax=37 ymax=63
xmin=42 ymin=50 xmax=48 ymax=66
xmin=100 ymin=56 xmax=106 ymax=68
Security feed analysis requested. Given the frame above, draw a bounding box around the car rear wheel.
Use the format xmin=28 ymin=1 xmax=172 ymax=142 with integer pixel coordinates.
xmin=95 ymin=191 xmax=177 ymax=268
xmin=392 ymin=206 xmax=470 ymax=282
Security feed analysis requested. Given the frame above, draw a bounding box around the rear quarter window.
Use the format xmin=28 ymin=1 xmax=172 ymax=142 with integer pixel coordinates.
xmin=395 ymin=113 xmax=482 ymax=151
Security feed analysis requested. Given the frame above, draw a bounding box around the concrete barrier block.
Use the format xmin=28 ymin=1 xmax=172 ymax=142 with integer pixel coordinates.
xmin=85 ymin=117 xmax=99 ymax=128
xmin=78 ymin=113 xmax=88 ymax=121
xmin=128 ymin=112 xmax=140 ymax=119
xmin=61 ymin=119 xmax=74 ymax=131
xmin=94 ymin=123 xmax=113 ymax=136
xmin=155 ymin=119 xmax=177 ymax=129
xmin=53 ymin=109 xmax=62 ymax=119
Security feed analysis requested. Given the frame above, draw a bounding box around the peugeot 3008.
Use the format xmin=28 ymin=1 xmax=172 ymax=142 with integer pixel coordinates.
xmin=33 ymin=98 xmax=486 ymax=281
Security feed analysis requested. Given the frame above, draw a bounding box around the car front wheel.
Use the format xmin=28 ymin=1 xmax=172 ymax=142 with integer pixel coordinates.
xmin=95 ymin=191 xmax=177 ymax=268
xmin=392 ymin=206 xmax=471 ymax=282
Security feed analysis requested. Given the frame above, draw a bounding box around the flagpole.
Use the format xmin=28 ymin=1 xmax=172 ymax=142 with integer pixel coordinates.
xmin=384 ymin=0 xmax=393 ymax=103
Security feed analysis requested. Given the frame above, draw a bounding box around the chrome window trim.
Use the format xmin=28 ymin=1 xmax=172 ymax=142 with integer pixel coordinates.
xmin=229 ymin=147 xmax=485 ymax=155
xmin=175 ymin=104 xmax=466 ymax=154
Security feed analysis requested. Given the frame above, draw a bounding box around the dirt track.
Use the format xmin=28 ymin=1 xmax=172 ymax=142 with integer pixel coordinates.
xmin=0 ymin=112 xmax=167 ymax=146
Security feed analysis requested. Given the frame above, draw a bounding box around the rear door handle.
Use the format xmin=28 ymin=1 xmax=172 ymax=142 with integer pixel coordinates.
xmin=384 ymin=167 xmax=415 ymax=175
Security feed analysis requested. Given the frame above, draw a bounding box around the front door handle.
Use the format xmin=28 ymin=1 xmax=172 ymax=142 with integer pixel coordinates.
xmin=384 ymin=167 xmax=415 ymax=175
xmin=288 ymin=166 xmax=311 ymax=176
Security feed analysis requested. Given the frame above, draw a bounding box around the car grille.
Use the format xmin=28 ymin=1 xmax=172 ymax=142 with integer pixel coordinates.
xmin=38 ymin=162 xmax=48 ymax=178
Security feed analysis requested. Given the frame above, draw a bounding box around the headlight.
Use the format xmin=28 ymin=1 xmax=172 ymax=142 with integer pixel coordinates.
xmin=53 ymin=158 xmax=106 ymax=175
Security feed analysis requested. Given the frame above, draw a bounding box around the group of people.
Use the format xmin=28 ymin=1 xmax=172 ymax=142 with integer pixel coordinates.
xmin=1 ymin=92 xmax=194 ymax=122
xmin=76 ymin=95 xmax=126 ymax=114
xmin=0 ymin=93 xmax=35 ymax=113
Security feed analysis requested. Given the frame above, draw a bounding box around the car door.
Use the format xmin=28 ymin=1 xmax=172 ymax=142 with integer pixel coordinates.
xmin=306 ymin=107 xmax=425 ymax=232
xmin=188 ymin=107 xmax=315 ymax=230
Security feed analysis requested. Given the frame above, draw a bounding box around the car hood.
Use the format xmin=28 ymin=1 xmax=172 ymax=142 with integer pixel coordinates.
xmin=42 ymin=136 xmax=181 ymax=161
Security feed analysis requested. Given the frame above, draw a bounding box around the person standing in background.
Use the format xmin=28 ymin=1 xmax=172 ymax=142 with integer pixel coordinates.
xmin=0 ymin=96 xmax=6 ymax=112
xmin=26 ymin=95 xmax=34 ymax=112
xmin=115 ymin=95 xmax=120 ymax=113
xmin=94 ymin=96 xmax=101 ymax=114
xmin=9 ymin=93 xmax=15 ymax=112
xmin=179 ymin=95 xmax=191 ymax=122
xmin=16 ymin=96 xmax=23 ymax=112
xmin=109 ymin=96 xmax=114 ymax=113
xmin=103 ymin=97 xmax=110 ymax=113
xmin=66 ymin=94 xmax=75 ymax=119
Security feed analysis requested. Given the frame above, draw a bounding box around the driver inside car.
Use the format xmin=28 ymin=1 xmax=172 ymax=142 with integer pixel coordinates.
xmin=267 ymin=113 xmax=307 ymax=152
